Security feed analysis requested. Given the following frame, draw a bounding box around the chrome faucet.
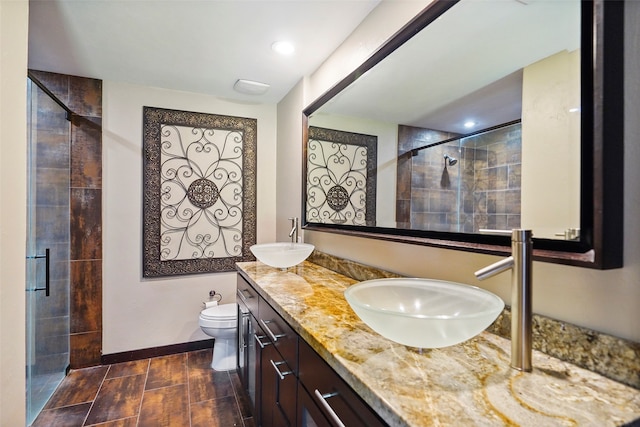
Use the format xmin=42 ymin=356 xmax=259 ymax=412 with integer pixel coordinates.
xmin=288 ymin=217 xmax=299 ymax=243
xmin=474 ymin=229 xmax=533 ymax=372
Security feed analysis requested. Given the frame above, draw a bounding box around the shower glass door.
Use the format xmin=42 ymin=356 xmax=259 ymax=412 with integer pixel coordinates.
xmin=408 ymin=122 xmax=522 ymax=234
xmin=458 ymin=122 xmax=522 ymax=233
xmin=26 ymin=78 xmax=71 ymax=425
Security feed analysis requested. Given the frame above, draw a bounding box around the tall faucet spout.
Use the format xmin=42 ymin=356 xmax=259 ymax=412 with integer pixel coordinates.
xmin=475 ymin=256 xmax=513 ymax=280
xmin=474 ymin=229 xmax=533 ymax=372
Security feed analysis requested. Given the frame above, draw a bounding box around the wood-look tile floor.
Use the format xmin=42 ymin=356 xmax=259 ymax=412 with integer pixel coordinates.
xmin=31 ymin=349 xmax=255 ymax=427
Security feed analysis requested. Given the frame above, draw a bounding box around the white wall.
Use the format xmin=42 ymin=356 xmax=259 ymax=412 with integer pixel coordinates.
xmin=521 ymin=49 xmax=581 ymax=239
xmin=306 ymin=1 xmax=431 ymax=104
xmin=275 ymin=79 xmax=304 ymax=241
xmin=0 ymin=0 xmax=28 ymax=425
xmin=285 ymin=0 xmax=640 ymax=342
xmin=103 ymin=81 xmax=277 ymax=354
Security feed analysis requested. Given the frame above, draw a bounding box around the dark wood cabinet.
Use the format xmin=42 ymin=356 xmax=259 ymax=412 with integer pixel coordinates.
xmin=297 ymin=340 xmax=387 ymax=427
xmin=237 ymin=276 xmax=263 ymax=424
xmin=237 ymin=291 xmax=251 ymax=391
xmin=250 ymin=314 xmax=265 ymax=424
xmin=261 ymin=342 xmax=297 ymax=426
xmin=237 ymin=274 xmax=260 ymax=313
xmin=237 ymin=274 xmax=298 ymax=427
xmin=257 ymin=294 xmax=298 ymax=427
xmin=298 ymin=382 xmax=334 ymax=427
xmin=237 ymin=273 xmax=387 ymax=427
xmin=258 ymin=297 xmax=298 ymax=374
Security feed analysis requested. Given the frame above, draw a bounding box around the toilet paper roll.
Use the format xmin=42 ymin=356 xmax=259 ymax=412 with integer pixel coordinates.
xmin=203 ymin=300 xmax=219 ymax=308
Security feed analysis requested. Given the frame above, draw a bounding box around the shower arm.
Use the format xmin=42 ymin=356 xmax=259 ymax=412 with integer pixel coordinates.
xmin=403 ymin=119 xmax=521 ymax=158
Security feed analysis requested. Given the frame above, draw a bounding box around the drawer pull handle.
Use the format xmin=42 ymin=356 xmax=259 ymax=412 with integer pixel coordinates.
xmin=237 ymin=288 xmax=253 ymax=302
xmin=260 ymin=319 xmax=286 ymax=342
xmin=314 ymin=389 xmax=346 ymax=427
xmin=253 ymin=333 xmax=272 ymax=349
xmin=238 ymin=302 xmax=250 ymax=317
xmin=270 ymin=359 xmax=293 ymax=380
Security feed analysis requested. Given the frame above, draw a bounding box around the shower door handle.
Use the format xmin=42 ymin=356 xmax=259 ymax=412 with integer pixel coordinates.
xmin=27 ymin=248 xmax=50 ymax=296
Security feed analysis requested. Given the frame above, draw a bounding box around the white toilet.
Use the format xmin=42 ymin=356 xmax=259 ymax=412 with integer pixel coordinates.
xmin=198 ymin=303 xmax=238 ymax=371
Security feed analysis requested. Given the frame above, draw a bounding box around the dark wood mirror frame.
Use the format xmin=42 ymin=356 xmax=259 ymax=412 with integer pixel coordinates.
xmin=302 ymin=0 xmax=623 ymax=269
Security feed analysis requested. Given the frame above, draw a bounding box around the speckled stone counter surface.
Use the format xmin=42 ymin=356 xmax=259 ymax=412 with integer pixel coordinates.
xmin=237 ymin=261 xmax=640 ymax=427
xmin=308 ymin=250 xmax=640 ymax=389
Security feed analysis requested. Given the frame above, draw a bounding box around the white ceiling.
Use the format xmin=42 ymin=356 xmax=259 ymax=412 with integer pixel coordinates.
xmin=28 ymin=0 xmax=380 ymax=104
xmin=28 ymin=0 xmax=581 ymax=134
xmin=317 ymin=0 xmax=581 ymax=134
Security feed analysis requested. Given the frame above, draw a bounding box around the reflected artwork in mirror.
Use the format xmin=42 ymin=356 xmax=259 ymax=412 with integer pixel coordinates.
xmin=302 ymin=0 xmax=624 ymax=269
xmin=307 ymin=126 xmax=377 ymax=226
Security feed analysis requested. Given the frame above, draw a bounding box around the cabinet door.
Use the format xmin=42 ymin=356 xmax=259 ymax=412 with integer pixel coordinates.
xmin=298 ymin=341 xmax=387 ymax=427
xmin=237 ymin=299 xmax=250 ymax=385
xmin=250 ymin=314 xmax=267 ymax=425
xmin=237 ymin=274 xmax=260 ymax=314
xmin=261 ymin=343 xmax=297 ymax=427
xmin=297 ymin=382 xmax=332 ymax=427
xmin=259 ymin=298 xmax=298 ymax=373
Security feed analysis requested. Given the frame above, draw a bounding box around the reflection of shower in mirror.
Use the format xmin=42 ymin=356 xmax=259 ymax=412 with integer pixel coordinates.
xmin=444 ymin=154 xmax=458 ymax=166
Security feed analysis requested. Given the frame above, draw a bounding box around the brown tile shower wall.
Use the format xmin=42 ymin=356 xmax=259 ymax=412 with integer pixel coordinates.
xmin=467 ymin=124 xmax=521 ymax=231
xmin=31 ymin=70 xmax=103 ymax=368
xmin=396 ymin=124 xmax=521 ymax=232
xmin=396 ymin=125 xmax=458 ymax=228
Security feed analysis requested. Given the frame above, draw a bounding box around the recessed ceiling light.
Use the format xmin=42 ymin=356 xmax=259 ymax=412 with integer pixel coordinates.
xmin=271 ymin=40 xmax=295 ymax=55
xmin=233 ymin=79 xmax=270 ymax=95
xmin=463 ymin=120 xmax=477 ymax=129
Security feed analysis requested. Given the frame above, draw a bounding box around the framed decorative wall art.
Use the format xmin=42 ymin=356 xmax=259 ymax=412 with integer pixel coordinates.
xmin=142 ymin=106 xmax=257 ymax=277
xmin=306 ymin=126 xmax=377 ymax=226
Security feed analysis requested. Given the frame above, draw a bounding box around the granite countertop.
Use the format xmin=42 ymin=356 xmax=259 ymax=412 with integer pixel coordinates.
xmin=237 ymin=261 xmax=640 ymax=427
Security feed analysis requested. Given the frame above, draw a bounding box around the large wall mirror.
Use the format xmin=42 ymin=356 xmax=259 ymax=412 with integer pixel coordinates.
xmin=302 ymin=0 xmax=623 ymax=269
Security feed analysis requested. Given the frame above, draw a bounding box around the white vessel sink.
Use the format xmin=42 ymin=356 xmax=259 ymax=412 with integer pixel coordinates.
xmin=344 ymin=278 xmax=504 ymax=349
xmin=250 ymin=242 xmax=314 ymax=269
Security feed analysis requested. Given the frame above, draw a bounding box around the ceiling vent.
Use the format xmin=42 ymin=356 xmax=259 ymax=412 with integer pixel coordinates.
xmin=233 ymin=79 xmax=270 ymax=95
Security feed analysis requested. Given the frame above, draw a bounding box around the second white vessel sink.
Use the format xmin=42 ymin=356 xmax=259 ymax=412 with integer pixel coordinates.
xmin=344 ymin=278 xmax=504 ymax=349
xmin=250 ymin=242 xmax=314 ymax=269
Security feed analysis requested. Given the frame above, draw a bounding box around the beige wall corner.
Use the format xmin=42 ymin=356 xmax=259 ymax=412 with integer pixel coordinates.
xmin=521 ymin=49 xmax=581 ymax=238
xmin=0 ymin=0 xmax=28 ymax=425
xmin=276 ymin=79 xmax=305 ymax=242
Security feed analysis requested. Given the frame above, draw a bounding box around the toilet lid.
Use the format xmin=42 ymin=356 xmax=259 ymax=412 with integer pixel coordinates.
xmin=201 ymin=303 xmax=237 ymax=320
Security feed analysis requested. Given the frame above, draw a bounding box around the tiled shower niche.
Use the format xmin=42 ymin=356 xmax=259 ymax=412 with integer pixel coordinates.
xmin=396 ymin=122 xmax=521 ymax=233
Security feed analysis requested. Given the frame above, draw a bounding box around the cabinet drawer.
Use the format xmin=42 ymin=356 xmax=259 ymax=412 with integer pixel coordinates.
xmin=258 ymin=299 xmax=298 ymax=373
xmin=299 ymin=340 xmax=387 ymax=427
xmin=237 ymin=274 xmax=259 ymax=314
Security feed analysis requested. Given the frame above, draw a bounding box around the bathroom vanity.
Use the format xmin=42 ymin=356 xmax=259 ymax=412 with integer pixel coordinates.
xmin=236 ymin=261 xmax=640 ymax=426
xmin=236 ymin=270 xmax=385 ymax=426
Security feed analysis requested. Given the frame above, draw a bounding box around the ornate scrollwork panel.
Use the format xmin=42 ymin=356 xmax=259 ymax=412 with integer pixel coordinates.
xmin=143 ymin=107 xmax=257 ymax=277
xmin=307 ymin=127 xmax=377 ymax=226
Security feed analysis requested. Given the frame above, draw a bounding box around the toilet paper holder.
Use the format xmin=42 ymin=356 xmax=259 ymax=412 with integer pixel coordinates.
xmin=203 ymin=290 xmax=223 ymax=308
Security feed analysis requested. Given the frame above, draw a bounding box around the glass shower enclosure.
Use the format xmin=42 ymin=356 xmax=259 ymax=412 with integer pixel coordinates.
xmin=407 ymin=121 xmax=522 ymax=233
xmin=25 ymin=77 xmax=71 ymax=425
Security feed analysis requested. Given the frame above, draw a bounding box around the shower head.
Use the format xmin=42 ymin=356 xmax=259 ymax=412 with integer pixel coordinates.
xmin=444 ymin=154 xmax=458 ymax=166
